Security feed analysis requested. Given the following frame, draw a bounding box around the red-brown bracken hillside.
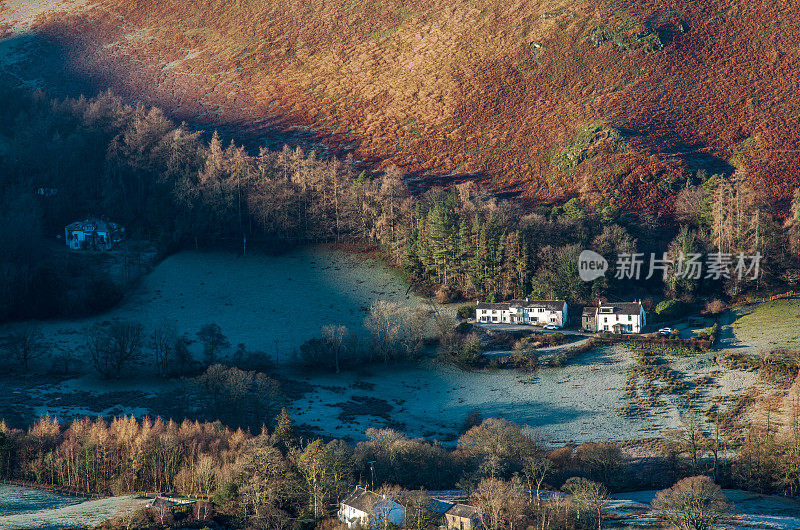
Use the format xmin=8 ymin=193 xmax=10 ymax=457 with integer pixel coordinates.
xmin=23 ymin=0 xmax=800 ymax=213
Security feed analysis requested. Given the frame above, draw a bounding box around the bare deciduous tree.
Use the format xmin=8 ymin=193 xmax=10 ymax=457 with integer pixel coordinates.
xmin=562 ymin=477 xmax=609 ymax=530
xmin=522 ymin=455 xmax=552 ymax=503
xmin=4 ymin=325 xmax=45 ymax=372
xmin=321 ymin=324 xmax=348 ymax=374
xmin=87 ymin=321 xmax=144 ymax=379
xmin=652 ymin=476 xmax=732 ymax=530
xmin=151 ymin=319 xmax=177 ymax=377
xmin=364 ymin=300 xmax=415 ymax=362
xmin=197 ymin=323 xmax=230 ymax=365
xmin=471 ymin=477 xmax=526 ymax=530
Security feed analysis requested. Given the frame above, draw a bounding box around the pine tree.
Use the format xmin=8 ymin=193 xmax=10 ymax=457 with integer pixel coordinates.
xmin=273 ymin=408 xmax=295 ymax=450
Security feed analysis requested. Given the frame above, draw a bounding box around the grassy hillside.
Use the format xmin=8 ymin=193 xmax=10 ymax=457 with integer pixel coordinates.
xmin=30 ymin=0 xmax=800 ymax=212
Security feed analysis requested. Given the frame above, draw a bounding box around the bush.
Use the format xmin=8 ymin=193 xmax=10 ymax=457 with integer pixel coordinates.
xmin=435 ymin=285 xmax=457 ymax=303
xmin=83 ymin=275 xmax=124 ymax=314
xmin=460 ymin=409 xmax=483 ymax=433
xmin=505 ymin=350 xmax=538 ymax=371
xmin=704 ymin=299 xmax=726 ymax=316
xmin=211 ymin=481 xmax=239 ymax=506
xmin=441 ymin=332 xmax=484 ymax=368
xmin=655 ymin=299 xmax=685 ymax=319
xmin=457 ymin=303 xmax=476 ymax=320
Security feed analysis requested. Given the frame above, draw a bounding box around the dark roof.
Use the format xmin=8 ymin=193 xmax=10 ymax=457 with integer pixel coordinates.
xmin=476 ymin=302 xmax=511 ymax=310
xmin=65 ymin=218 xmax=122 ymax=233
xmin=446 ymin=504 xmax=479 ymax=519
xmin=150 ymin=497 xmax=178 ymax=509
xmin=428 ymin=498 xmax=454 ymax=514
xmin=342 ymin=487 xmax=386 ymax=513
xmin=477 ymin=300 xmax=565 ymax=311
xmin=516 ymin=300 xmax=565 ymax=312
xmin=586 ymin=302 xmax=643 ymax=316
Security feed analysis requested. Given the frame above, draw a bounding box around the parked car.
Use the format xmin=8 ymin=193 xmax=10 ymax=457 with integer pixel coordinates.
xmin=658 ymin=327 xmax=674 ymax=335
xmin=543 ymin=324 xmax=559 ymax=330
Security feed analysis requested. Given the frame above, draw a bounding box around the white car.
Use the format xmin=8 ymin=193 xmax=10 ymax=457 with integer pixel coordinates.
xmin=543 ymin=324 xmax=559 ymax=330
xmin=658 ymin=327 xmax=674 ymax=335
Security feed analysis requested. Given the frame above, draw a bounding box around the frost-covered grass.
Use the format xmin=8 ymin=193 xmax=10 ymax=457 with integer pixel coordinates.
xmin=289 ymin=345 xmax=755 ymax=445
xmin=609 ymin=489 xmax=800 ymax=529
xmin=25 ymin=246 xmax=438 ymax=360
xmin=0 ymin=247 xmax=769 ymax=444
xmin=0 ymin=484 xmax=83 ymax=516
xmin=723 ymin=299 xmax=800 ymax=351
xmin=0 ymin=485 xmax=148 ymax=529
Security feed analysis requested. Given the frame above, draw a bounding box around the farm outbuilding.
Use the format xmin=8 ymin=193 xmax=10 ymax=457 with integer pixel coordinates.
xmin=64 ymin=219 xmax=124 ymax=250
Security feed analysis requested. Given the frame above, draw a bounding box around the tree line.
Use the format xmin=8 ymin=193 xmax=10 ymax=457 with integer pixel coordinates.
xmin=3 ymin=84 xmax=800 ymax=322
xmin=0 ymin=410 xmax=792 ymax=529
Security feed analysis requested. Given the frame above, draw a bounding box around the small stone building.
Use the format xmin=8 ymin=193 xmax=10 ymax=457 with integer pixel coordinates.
xmin=444 ymin=503 xmax=481 ymax=530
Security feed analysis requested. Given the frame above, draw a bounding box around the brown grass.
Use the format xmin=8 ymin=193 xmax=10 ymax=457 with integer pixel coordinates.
xmin=29 ymin=0 xmax=800 ymax=213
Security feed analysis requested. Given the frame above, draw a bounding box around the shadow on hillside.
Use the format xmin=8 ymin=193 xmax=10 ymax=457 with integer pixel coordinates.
xmin=715 ymin=309 xmax=749 ymax=350
xmin=0 ymin=25 xmax=348 ymax=160
xmin=0 ymin=31 xmax=98 ymax=98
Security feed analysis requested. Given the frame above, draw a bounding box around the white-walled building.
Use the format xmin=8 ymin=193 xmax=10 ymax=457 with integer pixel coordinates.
xmin=582 ymin=300 xmax=646 ymax=333
xmin=339 ymin=487 xmax=405 ymax=528
xmin=65 ymin=218 xmax=124 ymax=250
xmin=476 ymin=299 xmax=568 ymax=328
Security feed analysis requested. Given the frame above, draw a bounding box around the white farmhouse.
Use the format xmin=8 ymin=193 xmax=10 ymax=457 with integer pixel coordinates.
xmin=476 ymin=299 xmax=568 ymax=328
xmin=582 ymin=300 xmax=646 ymax=333
xmin=338 ymin=487 xmax=405 ymax=529
xmin=65 ymin=218 xmax=124 ymax=250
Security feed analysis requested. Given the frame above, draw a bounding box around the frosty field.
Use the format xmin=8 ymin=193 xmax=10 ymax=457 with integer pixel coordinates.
xmin=0 ymin=485 xmax=148 ymax=529
xmin=20 ymin=246 xmax=439 ymax=363
xmin=1 ymin=246 xmax=769 ymax=445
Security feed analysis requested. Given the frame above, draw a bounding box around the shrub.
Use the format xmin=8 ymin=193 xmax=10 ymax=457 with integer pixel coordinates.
xmin=460 ymin=409 xmax=483 ymax=433
xmin=457 ymin=303 xmax=476 ymax=320
xmin=211 ymin=481 xmax=239 ymax=506
xmin=440 ymin=332 xmax=484 ymax=368
xmin=655 ymin=299 xmax=685 ymax=318
xmin=704 ymin=299 xmax=726 ymax=316
xmin=83 ymin=276 xmax=124 ymax=314
xmin=435 ymin=285 xmax=457 ymax=304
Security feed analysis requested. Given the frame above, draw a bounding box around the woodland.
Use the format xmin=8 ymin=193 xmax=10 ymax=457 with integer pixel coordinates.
xmin=2 ymin=397 xmax=800 ymax=529
xmin=1 ymin=84 xmax=799 ymax=323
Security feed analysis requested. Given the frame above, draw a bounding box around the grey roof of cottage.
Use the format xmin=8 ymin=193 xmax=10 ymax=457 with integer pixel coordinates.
xmin=588 ymin=302 xmax=643 ymax=316
xmin=511 ymin=299 xmax=565 ymax=311
xmin=476 ymin=301 xmax=511 ymax=310
xmin=65 ymin=218 xmax=122 ymax=233
xmin=342 ymin=487 xmax=386 ymax=514
xmin=582 ymin=306 xmax=598 ymax=317
xmin=446 ymin=504 xmax=479 ymax=519
xmin=477 ymin=300 xmax=565 ymax=311
xmin=428 ymin=498 xmax=454 ymax=514
xmin=150 ymin=497 xmax=178 ymax=509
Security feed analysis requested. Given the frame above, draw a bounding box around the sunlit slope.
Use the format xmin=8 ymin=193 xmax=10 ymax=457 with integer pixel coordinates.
xmin=37 ymin=0 xmax=800 ymax=211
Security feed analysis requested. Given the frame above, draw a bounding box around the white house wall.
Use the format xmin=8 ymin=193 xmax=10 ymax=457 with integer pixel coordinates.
xmin=476 ymin=303 xmax=567 ymax=327
xmin=596 ymin=313 xmax=643 ymax=333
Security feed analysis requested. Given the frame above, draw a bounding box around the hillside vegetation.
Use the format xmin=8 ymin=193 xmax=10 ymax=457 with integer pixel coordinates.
xmin=27 ymin=0 xmax=799 ymax=214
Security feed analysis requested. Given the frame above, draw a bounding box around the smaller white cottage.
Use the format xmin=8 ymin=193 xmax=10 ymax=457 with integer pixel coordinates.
xmin=339 ymin=487 xmax=405 ymax=529
xmin=582 ymin=300 xmax=646 ymax=333
xmin=65 ymin=218 xmax=124 ymax=250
